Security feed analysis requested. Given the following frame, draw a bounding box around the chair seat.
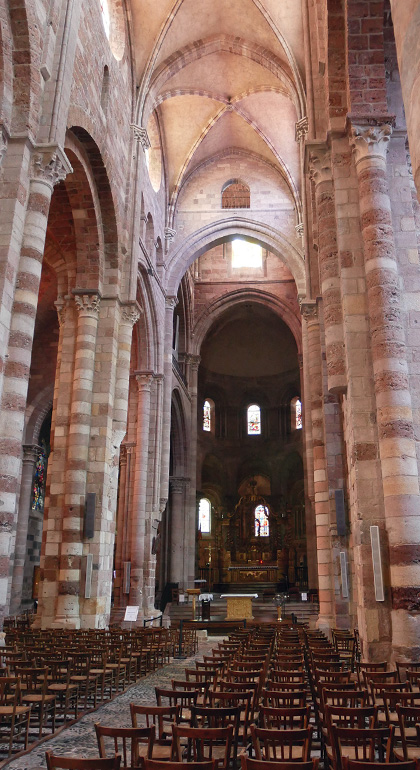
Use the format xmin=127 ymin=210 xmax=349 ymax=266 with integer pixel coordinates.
xmin=394 ymin=747 xmax=420 ymax=761
xmin=0 ymin=705 xmax=31 ymax=716
xmin=150 ymin=741 xmax=172 ymax=760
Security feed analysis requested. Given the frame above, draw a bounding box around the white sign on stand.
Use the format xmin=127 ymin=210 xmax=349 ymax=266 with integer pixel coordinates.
xmin=124 ymin=606 xmax=139 ymax=622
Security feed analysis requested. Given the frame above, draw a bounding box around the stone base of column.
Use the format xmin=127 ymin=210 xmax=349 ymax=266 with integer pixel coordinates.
xmin=316 ymin=614 xmax=335 ymax=635
xmin=51 ymin=616 xmax=81 ymax=630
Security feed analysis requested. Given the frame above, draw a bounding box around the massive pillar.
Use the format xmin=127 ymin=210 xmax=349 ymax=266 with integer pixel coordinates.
xmin=169 ymin=477 xmax=190 ymax=587
xmin=301 ymin=300 xmax=335 ymax=631
xmin=129 ymin=373 xmax=153 ymax=614
xmin=9 ymin=445 xmax=40 ymax=614
xmin=185 ymin=354 xmax=201 ymax=588
xmin=351 ymin=118 xmax=420 ymax=658
xmin=0 ymin=146 xmax=71 ymax=622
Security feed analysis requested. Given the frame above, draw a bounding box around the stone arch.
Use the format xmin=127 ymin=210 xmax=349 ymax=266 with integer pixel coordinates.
xmin=166 ymin=218 xmax=306 ymax=297
xmin=66 ymin=127 xmax=120 ymax=289
xmin=170 ymin=389 xmax=188 ymax=477
xmin=134 ymin=269 xmax=160 ymax=373
xmin=23 ymin=386 xmax=54 ymax=445
xmin=193 ymin=288 xmax=302 ymax=357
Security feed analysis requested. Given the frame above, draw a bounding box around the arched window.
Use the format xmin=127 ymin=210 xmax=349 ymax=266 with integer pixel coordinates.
xmin=198 ymin=498 xmax=211 ymax=534
xmin=231 ymin=239 xmax=262 ymax=269
xmin=222 ymin=179 xmax=250 ymax=209
xmin=203 ymin=398 xmax=215 ymax=433
xmin=247 ymin=404 xmax=261 ymax=435
xmin=254 ymin=505 xmax=269 ymax=537
xmin=291 ymin=396 xmax=303 ymax=430
xmin=99 ymin=0 xmax=111 ymax=38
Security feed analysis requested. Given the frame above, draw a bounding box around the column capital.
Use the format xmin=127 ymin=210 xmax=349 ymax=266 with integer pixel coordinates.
xmin=308 ymin=146 xmax=332 ymax=186
xmin=135 ymin=371 xmax=154 ymax=391
xmin=164 ymin=227 xmax=176 ymax=243
xmin=348 ymin=115 xmax=395 ymax=166
xmin=165 ymin=294 xmax=178 ymax=310
xmin=159 ymin=497 xmax=168 ymax=513
xmin=295 ymin=222 xmax=304 ymax=238
xmin=170 ymin=477 xmax=190 ymax=494
xmin=300 ymin=298 xmax=319 ymax=321
xmin=185 ymin=353 xmax=201 ymax=372
xmin=23 ymin=444 xmax=41 ymax=464
xmin=73 ymin=290 xmax=101 ymax=317
xmin=131 ymin=124 xmax=151 ymax=151
xmin=121 ymin=301 xmax=142 ymax=326
xmin=30 ymin=144 xmax=73 ymax=190
xmin=54 ymin=296 xmax=68 ymax=327
xmin=295 ymin=116 xmax=309 ymax=143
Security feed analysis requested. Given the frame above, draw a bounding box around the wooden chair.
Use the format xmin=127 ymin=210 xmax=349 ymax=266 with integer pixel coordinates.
xmin=17 ymin=666 xmax=56 ymax=738
xmin=240 ymin=756 xmax=319 ymax=770
xmin=95 ymin=723 xmax=154 ymax=769
xmin=171 ymin=679 xmax=209 ymax=706
xmin=130 ymin=704 xmax=180 ymax=760
xmin=356 ymin=662 xmax=387 ymax=688
xmin=171 ymin=723 xmax=233 ymax=770
xmin=262 ymin=688 xmax=307 ymax=708
xmin=155 ymin=687 xmax=198 ymax=723
xmin=394 ymin=705 xmax=420 ymax=760
xmin=207 ymin=689 xmax=252 ymax=746
xmin=0 ymin=677 xmax=32 ymax=757
xmin=250 ymin=724 xmax=313 ymax=761
xmin=191 ymin=706 xmax=240 ymax=767
xmin=46 ymin=752 xmax=121 ymax=770
xmin=330 ymin=725 xmax=395 ymax=770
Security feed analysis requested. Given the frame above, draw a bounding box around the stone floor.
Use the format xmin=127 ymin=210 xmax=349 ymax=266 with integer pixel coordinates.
xmin=4 ymin=637 xmax=218 ymax=770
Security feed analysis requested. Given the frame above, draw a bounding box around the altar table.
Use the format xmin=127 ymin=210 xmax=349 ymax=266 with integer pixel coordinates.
xmin=220 ymin=593 xmax=259 ymax=620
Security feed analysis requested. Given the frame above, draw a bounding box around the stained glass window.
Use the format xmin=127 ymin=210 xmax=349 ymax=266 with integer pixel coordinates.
xmin=31 ymin=447 xmax=47 ymax=512
xmin=199 ymin=498 xmax=211 ymax=534
xmin=296 ymin=399 xmax=302 ymax=429
xmin=255 ymin=505 xmax=269 ymax=537
xmin=247 ymin=404 xmax=261 ymax=435
xmin=232 ymin=239 xmax=262 ymax=269
xmin=203 ymin=400 xmax=211 ymax=432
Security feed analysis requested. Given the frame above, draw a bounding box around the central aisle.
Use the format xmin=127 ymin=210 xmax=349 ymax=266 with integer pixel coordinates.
xmin=6 ymin=636 xmax=218 ymax=770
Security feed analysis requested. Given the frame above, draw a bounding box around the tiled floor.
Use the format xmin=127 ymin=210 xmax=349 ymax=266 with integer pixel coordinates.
xmin=4 ymin=638 xmax=218 ymax=770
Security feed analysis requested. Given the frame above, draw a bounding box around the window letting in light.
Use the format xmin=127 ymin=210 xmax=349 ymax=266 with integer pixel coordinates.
xmin=231 ymin=239 xmax=262 ymax=269
xmin=203 ymin=400 xmax=211 ymax=432
xmin=255 ymin=505 xmax=269 ymax=537
xmin=296 ymin=399 xmax=302 ymax=429
xmin=247 ymin=404 xmax=261 ymax=435
xmin=198 ymin=498 xmax=211 ymax=533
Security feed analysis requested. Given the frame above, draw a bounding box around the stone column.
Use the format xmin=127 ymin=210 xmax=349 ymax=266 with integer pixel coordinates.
xmin=129 ymin=373 xmax=153 ymax=614
xmin=9 ymin=445 xmax=40 ymax=614
xmin=160 ymin=296 xmax=178 ymax=505
xmin=52 ymin=291 xmax=101 ymax=627
xmin=0 ymin=145 xmax=71 ymax=621
xmin=350 ymin=118 xmax=420 ymax=659
xmin=308 ymin=147 xmax=346 ymax=395
xmin=169 ymin=478 xmax=189 ymax=586
xmin=300 ymin=331 xmax=318 ymax=591
xmin=301 ymin=300 xmax=335 ymax=631
xmin=186 ymin=354 xmax=200 ymax=588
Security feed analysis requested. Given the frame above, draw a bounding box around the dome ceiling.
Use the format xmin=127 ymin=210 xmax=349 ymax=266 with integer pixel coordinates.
xmin=132 ymin=0 xmax=305 ymax=206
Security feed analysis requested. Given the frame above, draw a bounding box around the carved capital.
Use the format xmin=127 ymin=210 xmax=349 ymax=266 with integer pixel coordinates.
xmin=0 ymin=124 xmax=7 ymax=167
xmin=121 ymin=302 xmax=142 ymax=326
xmin=54 ymin=297 xmax=67 ymax=327
xmin=30 ymin=144 xmax=73 ymax=190
xmin=309 ymin=148 xmax=332 ymax=186
xmin=349 ymin=117 xmax=395 ymax=165
xmin=295 ymin=222 xmax=304 ymax=238
xmin=131 ymin=124 xmax=151 ymax=151
xmin=164 ymin=227 xmax=176 ymax=243
xmin=300 ymin=299 xmax=318 ymax=321
xmin=165 ymin=295 xmax=178 ymax=311
xmin=295 ymin=117 xmax=309 ymax=143
xmin=23 ymin=444 xmax=42 ymax=464
xmin=74 ymin=292 xmax=101 ymax=317
xmin=170 ymin=477 xmax=189 ymax=494
xmin=185 ymin=353 xmax=201 ymax=373
xmin=135 ymin=372 xmax=154 ymax=391
xmin=160 ymin=497 xmax=168 ymax=514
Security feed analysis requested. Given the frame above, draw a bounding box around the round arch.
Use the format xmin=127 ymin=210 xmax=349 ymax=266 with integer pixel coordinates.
xmin=165 ymin=217 xmax=306 ymax=297
xmin=192 ymin=288 xmax=302 ymax=357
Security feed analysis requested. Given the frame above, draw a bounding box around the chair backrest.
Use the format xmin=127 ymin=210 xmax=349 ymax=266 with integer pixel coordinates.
xmin=95 ymin=723 xmax=154 ymax=769
xmin=144 ymin=760 xmax=216 ymax=770
xmin=321 ymin=689 xmax=368 ymax=710
xmin=259 ymin=705 xmax=310 ymax=729
xmin=155 ymin=687 xmax=198 ymax=710
xmin=240 ymin=755 xmax=319 ymax=770
xmin=396 ymin=705 xmax=420 ymax=760
xmin=46 ymin=753 xmax=121 ymax=770
xmin=250 ymin=724 xmax=312 ymax=761
xmin=325 ymin=705 xmax=378 ymax=731
xmin=130 ymin=704 xmax=180 ymax=739
xmin=262 ymin=688 xmax=307 ymax=708
xmin=331 ymin=725 xmax=395 ymax=770
xmin=171 ymin=723 xmax=233 ymax=769
xmin=342 ymin=760 xmax=417 ymax=770
xmin=269 ymin=670 xmax=305 ymax=684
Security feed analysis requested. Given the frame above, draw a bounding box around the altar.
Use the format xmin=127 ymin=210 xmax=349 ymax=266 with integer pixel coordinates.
xmin=220 ymin=593 xmax=259 ymax=620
